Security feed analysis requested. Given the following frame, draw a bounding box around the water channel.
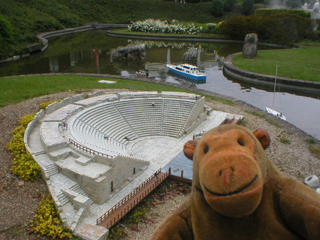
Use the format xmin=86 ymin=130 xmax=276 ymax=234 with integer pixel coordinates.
xmin=1 ymin=31 xmax=319 ymax=139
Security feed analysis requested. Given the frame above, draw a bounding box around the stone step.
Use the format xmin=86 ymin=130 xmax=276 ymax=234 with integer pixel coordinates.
xmin=69 ymin=184 xmax=94 ymax=205
xmin=45 ymin=164 xmax=59 ymax=178
xmin=57 ymin=192 xmax=69 ymax=206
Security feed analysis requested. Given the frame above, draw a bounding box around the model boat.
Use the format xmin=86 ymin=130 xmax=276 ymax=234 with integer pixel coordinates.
xmin=166 ymin=63 xmax=206 ymax=81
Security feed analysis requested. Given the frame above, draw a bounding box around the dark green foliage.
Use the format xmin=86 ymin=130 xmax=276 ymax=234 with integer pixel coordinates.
xmin=255 ymin=8 xmax=310 ymax=18
xmin=220 ymin=12 xmax=316 ymax=45
xmin=223 ymin=0 xmax=236 ymax=12
xmin=0 ymin=14 xmax=15 ymax=55
xmin=0 ymin=0 xmax=216 ymax=58
xmin=285 ymin=0 xmax=303 ymax=8
xmin=242 ymin=0 xmax=254 ymax=15
xmin=211 ymin=0 xmax=224 ymax=17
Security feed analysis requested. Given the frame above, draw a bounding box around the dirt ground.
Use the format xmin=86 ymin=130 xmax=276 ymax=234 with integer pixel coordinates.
xmin=0 ymin=89 xmax=319 ymax=240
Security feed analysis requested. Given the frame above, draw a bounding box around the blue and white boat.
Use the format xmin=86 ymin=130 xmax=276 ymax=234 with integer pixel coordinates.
xmin=166 ymin=63 xmax=206 ymax=81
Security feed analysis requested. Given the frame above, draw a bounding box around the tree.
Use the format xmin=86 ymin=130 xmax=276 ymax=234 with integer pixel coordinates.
xmin=223 ymin=0 xmax=235 ymax=12
xmin=242 ymin=0 xmax=254 ymax=15
xmin=211 ymin=0 xmax=223 ymax=17
xmin=0 ymin=14 xmax=15 ymax=55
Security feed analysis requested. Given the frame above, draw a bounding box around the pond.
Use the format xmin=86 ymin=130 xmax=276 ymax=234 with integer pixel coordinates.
xmin=1 ymin=31 xmax=319 ymax=139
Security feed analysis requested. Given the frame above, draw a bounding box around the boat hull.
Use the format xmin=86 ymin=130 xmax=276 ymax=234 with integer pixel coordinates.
xmin=266 ymin=107 xmax=286 ymax=121
xmin=166 ymin=64 xmax=206 ymax=81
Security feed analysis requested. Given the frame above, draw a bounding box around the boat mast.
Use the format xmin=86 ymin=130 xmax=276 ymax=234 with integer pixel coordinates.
xmin=272 ymin=65 xmax=278 ymax=109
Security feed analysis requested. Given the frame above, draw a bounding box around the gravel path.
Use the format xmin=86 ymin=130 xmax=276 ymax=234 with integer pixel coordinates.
xmin=0 ymin=90 xmax=319 ymax=240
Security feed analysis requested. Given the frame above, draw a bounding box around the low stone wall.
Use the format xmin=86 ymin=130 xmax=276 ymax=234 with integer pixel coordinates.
xmin=37 ymin=24 xmax=128 ymax=52
xmin=223 ymin=53 xmax=320 ymax=91
xmin=24 ymin=109 xmax=45 ymax=154
xmin=0 ymin=24 xmax=128 ymax=63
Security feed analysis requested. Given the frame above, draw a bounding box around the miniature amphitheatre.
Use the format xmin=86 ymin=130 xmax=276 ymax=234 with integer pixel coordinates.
xmin=25 ymin=90 xmax=242 ymax=240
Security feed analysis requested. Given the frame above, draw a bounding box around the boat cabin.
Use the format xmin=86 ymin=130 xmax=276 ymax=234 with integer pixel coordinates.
xmin=176 ymin=64 xmax=200 ymax=74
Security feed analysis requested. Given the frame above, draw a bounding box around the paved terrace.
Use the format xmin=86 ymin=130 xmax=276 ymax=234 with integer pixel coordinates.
xmin=25 ymin=91 xmax=242 ymax=240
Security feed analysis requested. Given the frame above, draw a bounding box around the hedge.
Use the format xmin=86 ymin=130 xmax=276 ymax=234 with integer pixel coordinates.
xmin=255 ymin=8 xmax=311 ymax=18
xmin=219 ymin=12 xmax=316 ymax=45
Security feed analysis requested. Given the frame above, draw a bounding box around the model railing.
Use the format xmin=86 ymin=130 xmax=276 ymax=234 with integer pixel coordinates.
xmin=68 ymin=139 xmax=113 ymax=159
xmin=97 ymin=168 xmax=169 ymax=228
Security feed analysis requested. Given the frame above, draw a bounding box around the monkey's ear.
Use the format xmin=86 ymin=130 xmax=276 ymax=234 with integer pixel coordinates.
xmin=183 ymin=140 xmax=198 ymax=160
xmin=252 ymin=129 xmax=270 ymax=150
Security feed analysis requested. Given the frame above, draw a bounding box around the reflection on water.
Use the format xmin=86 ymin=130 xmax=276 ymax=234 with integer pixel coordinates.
xmin=0 ymin=31 xmax=319 ymax=139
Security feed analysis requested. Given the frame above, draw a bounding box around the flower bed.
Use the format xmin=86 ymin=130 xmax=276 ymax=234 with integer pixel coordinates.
xmin=128 ymin=19 xmax=202 ymax=35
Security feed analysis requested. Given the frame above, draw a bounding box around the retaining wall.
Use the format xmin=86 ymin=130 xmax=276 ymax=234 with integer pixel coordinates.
xmin=223 ymin=53 xmax=320 ymax=91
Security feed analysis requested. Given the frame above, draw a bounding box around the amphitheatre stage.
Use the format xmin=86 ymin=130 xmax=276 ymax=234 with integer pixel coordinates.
xmin=25 ymin=91 xmax=242 ymax=240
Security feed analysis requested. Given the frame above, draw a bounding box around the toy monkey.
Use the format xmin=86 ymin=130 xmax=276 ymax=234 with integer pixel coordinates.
xmin=151 ymin=125 xmax=320 ymax=240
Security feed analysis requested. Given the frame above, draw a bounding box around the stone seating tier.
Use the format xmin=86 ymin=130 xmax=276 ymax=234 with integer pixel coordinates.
xmin=69 ymin=97 xmax=199 ymax=156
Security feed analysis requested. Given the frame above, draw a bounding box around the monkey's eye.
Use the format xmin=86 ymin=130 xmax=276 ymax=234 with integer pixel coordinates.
xmin=204 ymin=146 xmax=209 ymax=153
xmin=237 ymin=139 xmax=245 ymax=146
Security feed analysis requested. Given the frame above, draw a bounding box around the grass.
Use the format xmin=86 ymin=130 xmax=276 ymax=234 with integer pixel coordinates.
xmin=232 ymin=48 xmax=320 ymax=82
xmin=309 ymin=145 xmax=320 ymax=159
xmin=244 ymin=110 xmax=265 ymax=118
xmin=266 ymin=119 xmax=282 ymax=128
xmin=0 ymin=75 xmax=232 ymax=108
xmin=298 ymin=40 xmax=320 ymax=47
xmin=280 ymin=135 xmax=291 ymax=144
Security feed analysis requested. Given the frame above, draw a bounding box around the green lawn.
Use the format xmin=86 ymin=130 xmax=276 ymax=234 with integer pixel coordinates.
xmin=232 ymin=48 xmax=320 ymax=82
xmin=0 ymin=75 xmax=232 ymax=108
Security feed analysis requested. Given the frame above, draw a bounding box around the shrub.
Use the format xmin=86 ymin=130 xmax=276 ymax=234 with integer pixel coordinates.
xmin=255 ymin=8 xmax=310 ymax=18
xmin=206 ymin=23 xmax=218 ymax=33
xmin=12 ymin=152 xmax=41 ymax=181
xmin=220 ymin=13 xmax=315 ymax=45
xmin=39 ymin=100 xmax=61 ymax=110
xmin=18 ymin=113 xmax=36 ymax=127
xmin=29 ymin=195 xmax=73 ymax=239
xmin=6 ymin=113 xmax=40 ymax=181
xmin=211 ymin=0 xmax=223 ymax=17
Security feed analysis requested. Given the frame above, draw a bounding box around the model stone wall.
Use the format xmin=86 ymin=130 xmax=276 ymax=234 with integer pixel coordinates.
xmin=184 ymin=96 xmax=207 ymax=134
xmin=76 ymin=155 xmax=149 ymax=204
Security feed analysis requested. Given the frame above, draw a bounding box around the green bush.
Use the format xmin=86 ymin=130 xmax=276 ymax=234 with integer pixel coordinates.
xmin=29 ymin=195 xmax=73 ymax=239
xmin=220 ymin=12 xmax=315 ymax=45
xmin=6 ymin=113 xmax=41 ymax=181
xmin=211 ymin=0 xmax=223 ymax=17
xmin=39 ymin=100 xmax=61 ymax=110
xmin=206 ymin=23 xmax=218 ymax=33
xmin=255 ymin=8 xmax=310 ymax=18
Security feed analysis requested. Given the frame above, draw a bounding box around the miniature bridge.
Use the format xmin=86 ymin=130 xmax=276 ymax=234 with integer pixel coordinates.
xmin=97 ymin=169 xmax=170 ymax=229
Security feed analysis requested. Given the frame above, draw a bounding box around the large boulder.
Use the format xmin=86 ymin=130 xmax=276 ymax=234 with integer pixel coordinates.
xmin=111 ymin=44 xmax=146 ymax=60
xmin=243 ymin=33 xmax=258 ymax=58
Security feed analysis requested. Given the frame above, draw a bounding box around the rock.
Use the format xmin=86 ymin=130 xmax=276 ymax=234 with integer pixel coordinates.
xmin=243 ymin=33 xmax=258 ymax=58
xmin=18 ymin=181 xmax=24 ymax=186
xmin=111 ymin=44 xmax=146 ymax=60
xmin=181 ymin=48 xmax=199 ymax=61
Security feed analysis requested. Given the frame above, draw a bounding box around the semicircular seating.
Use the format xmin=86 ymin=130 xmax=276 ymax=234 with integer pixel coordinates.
xmin=69 ymin=97 xmax=197 ymax=156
